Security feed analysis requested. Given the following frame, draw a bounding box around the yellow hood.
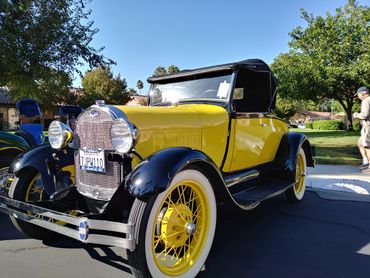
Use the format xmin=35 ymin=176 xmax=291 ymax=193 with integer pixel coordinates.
xmin=114 ymin=104 xmax=229 ymax=167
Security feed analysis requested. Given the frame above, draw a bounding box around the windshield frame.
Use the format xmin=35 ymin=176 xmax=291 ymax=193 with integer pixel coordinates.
xmin=148 ymin=71 xmax=236 ymax=107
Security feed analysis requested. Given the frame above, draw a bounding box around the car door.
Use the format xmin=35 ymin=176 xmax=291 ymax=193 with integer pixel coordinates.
xmin=222 ymin=68 xmax=287 ymax=172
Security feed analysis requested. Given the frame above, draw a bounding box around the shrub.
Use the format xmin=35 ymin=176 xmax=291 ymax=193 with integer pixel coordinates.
xmin=353 ymin=120 xmax=361 ymax=132
xmin=312 ymin=120 xmax=345 ymax=130
xmin=305 ymin=122 xmax=313 ymax=129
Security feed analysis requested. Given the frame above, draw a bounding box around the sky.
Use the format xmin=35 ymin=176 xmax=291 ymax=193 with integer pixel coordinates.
xmin=74 ymin=0 xmax=370 ymax=93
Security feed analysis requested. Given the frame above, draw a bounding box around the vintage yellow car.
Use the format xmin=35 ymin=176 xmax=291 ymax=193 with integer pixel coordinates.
xmin=0 ymin=59 xmax=314 ymax=278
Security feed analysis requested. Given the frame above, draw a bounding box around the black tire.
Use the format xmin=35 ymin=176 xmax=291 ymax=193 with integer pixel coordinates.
xmin=128 ymin=169 xmax=217 ymax=278
xmin=285 ymin=148 xmax=307 ymax=203
xmin=9 ymin=168 xmax=59 ymax=240
xmin=15 ymin=130 xmax=37 ymax=148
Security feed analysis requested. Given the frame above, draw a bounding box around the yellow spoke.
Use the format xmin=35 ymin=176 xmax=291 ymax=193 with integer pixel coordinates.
xmin=186 ymin=191 xmax=199 ymax=211
xmin=163 ymin=230 xmax=184 ymax=239
xmin=166 ymin=197 xmax=187 ymax=223
xmin=192 ymin=206 xmax=203 ymax=222
xmin=170 ymin=245 xmax=183 ymax=262
xmin=185 ymin=188 xmax=195 ymax=207
xmin=177 ymin=185 xmax=187 ymax=204
xmin=153 ymin=237 xmax=162 ymax=249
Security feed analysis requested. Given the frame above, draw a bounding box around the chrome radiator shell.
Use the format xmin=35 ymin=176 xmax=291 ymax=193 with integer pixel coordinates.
xmin=74 ymin=106 xmax=121 ymax=201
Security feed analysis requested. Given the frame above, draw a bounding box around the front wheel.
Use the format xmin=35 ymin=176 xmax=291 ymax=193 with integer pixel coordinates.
xmin=9 ymin=168 xmax=59 ymax=240
xmin=286 ymin=148 xmax=307 ymax=202
xmin=128 ymin=169 xmax=217 ymax=278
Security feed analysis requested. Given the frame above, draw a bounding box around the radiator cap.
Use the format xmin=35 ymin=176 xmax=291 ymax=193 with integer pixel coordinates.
xmin=95 ymin=100 xmax=105 ymax=106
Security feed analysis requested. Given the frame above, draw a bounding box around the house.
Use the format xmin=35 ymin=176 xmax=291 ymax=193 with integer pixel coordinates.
xmin=0 ymin=87 xmax=18 ymax=130
xmin=290 ymin=111 xmax=346 ymax=124
xmin=125 ymin=95 xmax=149 ymax=106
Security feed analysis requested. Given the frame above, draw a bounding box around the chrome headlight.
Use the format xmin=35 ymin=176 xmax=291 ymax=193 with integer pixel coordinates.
xmin=48 ymin=121 xmax=73 ymax=149
xmin=110 ymin=119 xmax=139 ymax=154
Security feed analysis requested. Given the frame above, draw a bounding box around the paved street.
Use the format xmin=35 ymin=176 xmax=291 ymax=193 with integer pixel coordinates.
xmin=0 ymin=165 xmax=370 ymax=278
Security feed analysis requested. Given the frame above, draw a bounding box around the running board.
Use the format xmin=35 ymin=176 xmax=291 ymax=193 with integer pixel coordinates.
xmin=232 ymin=180 xmax=294 ymax=209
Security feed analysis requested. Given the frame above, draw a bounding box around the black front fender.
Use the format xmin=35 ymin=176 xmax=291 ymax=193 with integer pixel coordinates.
xmin=125 ymin=147 xmax=221 ymax=200
xmin=9 ymin=144 xmax=74 ymax=195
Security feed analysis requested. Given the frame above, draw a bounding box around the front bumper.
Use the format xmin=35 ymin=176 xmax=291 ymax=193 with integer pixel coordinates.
xmin=0 ymin=196 xmax=135 ymax=251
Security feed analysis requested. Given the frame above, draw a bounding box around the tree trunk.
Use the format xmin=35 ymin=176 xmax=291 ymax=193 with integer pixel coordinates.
xmin=345 ymin=109 xmax=353 ymax=131
xmin=337 ymin=98 xmax=354 ymax=131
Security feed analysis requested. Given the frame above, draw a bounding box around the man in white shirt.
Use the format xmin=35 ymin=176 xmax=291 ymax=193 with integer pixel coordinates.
xmin=354 ymin=87 xmax=370 ymax=173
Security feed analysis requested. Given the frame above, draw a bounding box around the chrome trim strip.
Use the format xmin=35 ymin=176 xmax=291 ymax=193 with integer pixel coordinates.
xmin=224 ymin=169 xmax=259 ymax=187
xmin=0 ymin=196 xmax=135 ymax=251
xmin=0 ymin=196 xmax=81 ymax=225
xmin=88 ymin=219 xmax=134 ymax=234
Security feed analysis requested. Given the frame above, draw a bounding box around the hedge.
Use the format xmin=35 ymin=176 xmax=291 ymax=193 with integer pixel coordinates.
xmin=305 ymin=122 xmax=313 ymax=129
xmin=312 ymin=120 xmax=345 ymax=130
xmin=353 ymin=120 xmax=361 ymax=132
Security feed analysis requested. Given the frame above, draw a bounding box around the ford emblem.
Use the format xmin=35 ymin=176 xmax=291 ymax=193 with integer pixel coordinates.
xmin=79 ymin=218 xmax=89 ymax=242
xmin=90 ymin=109 xmax=99 ymax=117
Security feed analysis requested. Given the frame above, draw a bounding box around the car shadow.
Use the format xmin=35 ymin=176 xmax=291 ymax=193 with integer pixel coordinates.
xmin=44 ymin=237 xmax=132 ymax=274
xmin=0 ymin=214 xmax=27 ymax=240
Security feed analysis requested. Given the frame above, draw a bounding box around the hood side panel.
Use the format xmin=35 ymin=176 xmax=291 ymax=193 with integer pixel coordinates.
xmin=115 ymin=104 xmax=229 ymax=167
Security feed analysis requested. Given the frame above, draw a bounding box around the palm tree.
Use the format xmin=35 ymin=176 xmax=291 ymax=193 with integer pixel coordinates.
xmin=136 ymin=80 xmax=144 ymax=95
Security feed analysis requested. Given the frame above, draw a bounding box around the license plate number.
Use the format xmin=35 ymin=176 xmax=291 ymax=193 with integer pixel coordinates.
xmin=79 ymin=149 xmax=105 ymax=173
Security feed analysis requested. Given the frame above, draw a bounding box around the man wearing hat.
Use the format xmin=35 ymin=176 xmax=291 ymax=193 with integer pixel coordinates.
xmin=354 ymin=86 xmax=370 ymax=173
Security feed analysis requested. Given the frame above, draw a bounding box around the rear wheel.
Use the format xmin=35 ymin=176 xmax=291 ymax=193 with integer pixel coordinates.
xmin=286 ymin=148 xmax=307 ymax=202
xmin=128 ymin=169 xmax=217 ymax=278
xmin=9 ymin=168 xmax=59 ymax=240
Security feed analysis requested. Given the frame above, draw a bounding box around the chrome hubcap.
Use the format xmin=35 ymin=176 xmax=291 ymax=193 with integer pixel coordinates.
xmin=186 ymin=222 xmax=197 ymax=235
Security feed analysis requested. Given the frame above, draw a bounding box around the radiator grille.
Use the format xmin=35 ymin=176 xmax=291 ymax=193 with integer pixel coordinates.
xmin=75 ymin=107 xmax=120 ymax=201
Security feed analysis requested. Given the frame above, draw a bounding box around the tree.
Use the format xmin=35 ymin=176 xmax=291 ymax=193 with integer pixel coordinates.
xmin=153 ymin=66 xmax=168 ymax=77
xmin=128 ymin=88 xmax=137 ymax=96
xmin=272 ymin=0 xmax=370 ymax=130
xmin=136 ymin=80 xmax=144 ymax=94
xmin=81 ymin=67 xmax=130 ymax=108
xmin=168 ymin=65 xmax=180 ymax=74
xmin=0 ymin=0 xmax=114 ymax=108
xmin=152 ymin=65 xmax=180 ymax=77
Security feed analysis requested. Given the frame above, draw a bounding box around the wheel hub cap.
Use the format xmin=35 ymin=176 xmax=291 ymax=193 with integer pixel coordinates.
xmin=159 ymin=203 xmax=193 ymax=248
xmin=186 ymin=222 xmax=197 ymax=235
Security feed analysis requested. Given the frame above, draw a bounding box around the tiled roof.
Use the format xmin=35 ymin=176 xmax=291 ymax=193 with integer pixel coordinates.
xmin=0 ymin=87 xmax=13 ymax=105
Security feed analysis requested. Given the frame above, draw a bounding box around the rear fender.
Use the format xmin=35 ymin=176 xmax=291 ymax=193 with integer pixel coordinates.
xmin=275 ymin=132 xmax=314 ymax=181
xmin=9 ymin=144 xmax=74 ymax=195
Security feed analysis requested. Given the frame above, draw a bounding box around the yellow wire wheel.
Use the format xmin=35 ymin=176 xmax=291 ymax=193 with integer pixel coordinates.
xmin=286 ymin=148 xmax=306 ymax=202
xmin=25 ymin=174 xmax=44 ymax=202
xmin=129 ymin=169 xmax=217 ymax=278
xmin=294 ymin=149 xmax=306 ymax=196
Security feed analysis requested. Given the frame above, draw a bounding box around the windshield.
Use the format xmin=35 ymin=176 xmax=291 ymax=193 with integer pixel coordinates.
xmin=149 ymin=74 xmax=233 ymax=106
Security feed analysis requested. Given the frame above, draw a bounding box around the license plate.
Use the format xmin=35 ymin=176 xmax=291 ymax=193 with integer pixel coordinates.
xmin=79 ymin=149 xmax=106 ymax=173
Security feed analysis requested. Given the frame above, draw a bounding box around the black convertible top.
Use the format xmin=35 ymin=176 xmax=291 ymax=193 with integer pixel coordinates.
xmin=147 ymin=59 xmax=277 ymax=86
xmin=148 ymin=59 xmax=278 ymax=111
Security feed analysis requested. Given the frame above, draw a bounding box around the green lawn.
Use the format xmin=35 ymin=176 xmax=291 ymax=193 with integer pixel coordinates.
xmin=291 ymin=128 xmax=362 ymax=165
